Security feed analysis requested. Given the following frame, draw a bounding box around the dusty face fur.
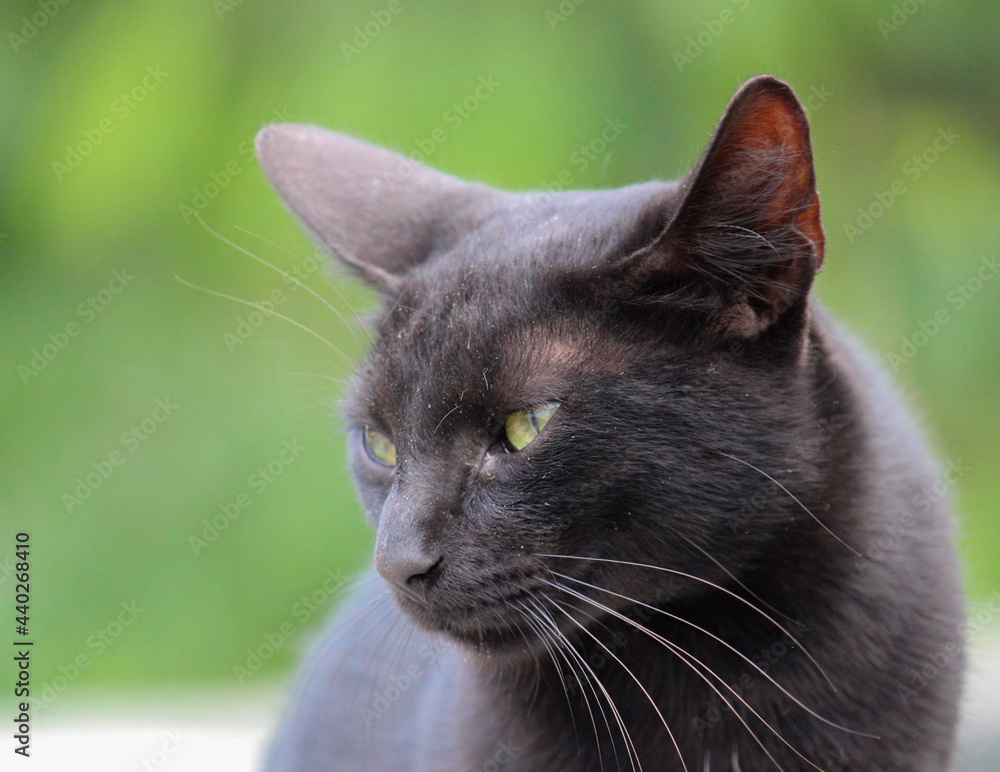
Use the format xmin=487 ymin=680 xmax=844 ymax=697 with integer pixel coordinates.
xmin=257 ymin=76 xmax=964 ymax=771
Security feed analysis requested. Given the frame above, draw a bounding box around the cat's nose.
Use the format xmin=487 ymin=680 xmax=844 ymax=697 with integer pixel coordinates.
xmin=374 ymin=488 xmax=442 ymax=598
xmin=374 ymin=545 xmax=442 ymax=598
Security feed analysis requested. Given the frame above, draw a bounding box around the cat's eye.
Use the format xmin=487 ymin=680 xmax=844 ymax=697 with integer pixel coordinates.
xmin=363 ymin=427 xmax=397 ymax=466
xmin=503 ymin=402 xmax=560 ymax=452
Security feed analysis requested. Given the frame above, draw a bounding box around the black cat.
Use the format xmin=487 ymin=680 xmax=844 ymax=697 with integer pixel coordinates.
xmin=256 ymin=76 xmax=964 ymax=771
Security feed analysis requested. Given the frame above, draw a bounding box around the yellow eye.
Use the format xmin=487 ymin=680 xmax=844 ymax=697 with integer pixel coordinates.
xmin=503 ymin=402 xmax=560 ymax=452
xmin=363 ymin=428 xmax=396 ymax=466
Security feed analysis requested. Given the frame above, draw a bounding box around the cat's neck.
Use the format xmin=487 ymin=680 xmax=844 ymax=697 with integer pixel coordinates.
xmin=458 ymin=545 xmax=865 ymax=772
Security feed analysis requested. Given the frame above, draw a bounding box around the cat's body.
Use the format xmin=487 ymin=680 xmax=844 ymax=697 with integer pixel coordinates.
xmin=257 ymin=77 xmax=964 ymax=771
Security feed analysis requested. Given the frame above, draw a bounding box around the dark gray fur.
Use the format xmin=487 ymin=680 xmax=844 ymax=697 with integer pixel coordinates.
xmin=257 ymin=76 xmax=964 ymax=771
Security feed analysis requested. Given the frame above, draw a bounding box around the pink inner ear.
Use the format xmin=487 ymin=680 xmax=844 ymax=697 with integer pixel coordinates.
xmin=717 ymin=88 xmax=826 ymax=272
xmin=621 ymin=77 xmax=830 ymax=339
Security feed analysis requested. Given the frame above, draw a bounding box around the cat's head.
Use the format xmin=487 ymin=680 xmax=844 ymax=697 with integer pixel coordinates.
xmin=258 ymin=76 xmax=827 ymax=658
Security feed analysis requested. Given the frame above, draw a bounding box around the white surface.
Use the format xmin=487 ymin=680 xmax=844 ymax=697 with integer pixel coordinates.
xmin=33 ymin=725 xmax=267 ymax=771
xmin=19 ymin=634 xmax=1000 ymax=771
xmin=24 ymin=686 xmax=282 ymax=772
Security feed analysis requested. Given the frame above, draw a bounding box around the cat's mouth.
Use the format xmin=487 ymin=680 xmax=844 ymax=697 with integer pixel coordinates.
xmin=390 ymin=585 xmax=562 ymax=656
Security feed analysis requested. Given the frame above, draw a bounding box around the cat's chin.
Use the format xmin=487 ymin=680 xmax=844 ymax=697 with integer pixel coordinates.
xmin=391 ymin=592 xmax=552 ymax=662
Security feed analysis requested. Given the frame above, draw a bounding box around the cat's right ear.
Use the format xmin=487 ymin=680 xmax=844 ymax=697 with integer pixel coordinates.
xmin=609 ymin=76 xmax=825 ymax=340
xmin=256 ymin=124 xmax=497 ymax=294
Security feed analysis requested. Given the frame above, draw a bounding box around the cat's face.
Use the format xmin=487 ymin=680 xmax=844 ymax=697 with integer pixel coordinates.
xmin=258 ymin=76 xmax=826 ymax=659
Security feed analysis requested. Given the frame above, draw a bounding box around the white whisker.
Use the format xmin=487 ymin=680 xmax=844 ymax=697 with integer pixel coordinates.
xmin=198 ymin=215 xmax=366 ymax=348
xmin=717 ymin=451 xmax=861 ymax=558
xmin=533 ymin=552 xmax=837 ymax=693
xmin=174 ymin=275 xmax=353 ymax=363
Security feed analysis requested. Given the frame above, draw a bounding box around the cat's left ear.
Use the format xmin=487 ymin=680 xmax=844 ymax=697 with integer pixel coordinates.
xmin=256 ymin=124 xmax=497 ymax=294
xmin=617 ymin=75 xmax=825 ymax=338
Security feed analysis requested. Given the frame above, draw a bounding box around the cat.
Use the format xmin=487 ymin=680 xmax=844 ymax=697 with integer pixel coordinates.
xmin=255 ymin=75 xmax=964 ymax=771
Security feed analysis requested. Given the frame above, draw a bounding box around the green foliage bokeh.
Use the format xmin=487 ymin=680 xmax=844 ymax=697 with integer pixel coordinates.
xmin=1 ymin=0 xmax=997 ymax=695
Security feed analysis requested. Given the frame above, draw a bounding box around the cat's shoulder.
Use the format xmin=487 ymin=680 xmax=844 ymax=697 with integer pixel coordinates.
xmin=262 ymin=575 xmax=465 ymax=771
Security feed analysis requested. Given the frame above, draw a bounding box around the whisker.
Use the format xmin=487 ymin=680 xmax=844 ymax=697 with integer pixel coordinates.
xmin=514 ymin=600 xmax=573 ymax=735
xmin=284 ymin=400 xmax=336 ymax=415
xmin=276 ymin=371 xmax=352 ymax=389
xmin=198 ymin=215 xmax=365 ymax=349
xmin=555 ymin=615 xmax=640 ymax=771
xmin=525 ymin=593 xmax=614 ymax=772
xmin=550 ymin=598 xmax=689 ymax=772
xmin=293 ymin=386 xmax=339 ymax=395
xmin=545 ymin=570 xmax=869 ymax=740
xmin=717 ymin=451 xmax=861 ymax=558
xmin=174 ymin=275 xmax=354 ymax=363
xmin=679 ymin=535 xmax=802 ymax=629
xmin=545 ymin=579 xmax=826 ymax=772
xmin=277 ymin=222 xmax=374 ymax=341
xmin=533 ymin=553 xmax=836 ymax=693
xmin=557 ymin=593 xmax=794 ymax=772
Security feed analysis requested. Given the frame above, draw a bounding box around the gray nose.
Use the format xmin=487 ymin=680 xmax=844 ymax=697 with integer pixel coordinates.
xmin=374 ymin=534 xmax=441 ymax=593
xmin=374 ymin=487 xmax=442 ymax=596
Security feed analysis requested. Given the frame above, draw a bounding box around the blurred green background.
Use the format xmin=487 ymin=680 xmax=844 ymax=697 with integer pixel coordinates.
xmin=1 ymin=0 xmax=997 ymax=704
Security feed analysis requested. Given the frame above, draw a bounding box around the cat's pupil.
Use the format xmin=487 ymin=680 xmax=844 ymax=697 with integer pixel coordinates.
xmin=363 ymin=427 xmax=396 ymax=466
xmin=503 ymin=402 xmax=559 ymax=452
